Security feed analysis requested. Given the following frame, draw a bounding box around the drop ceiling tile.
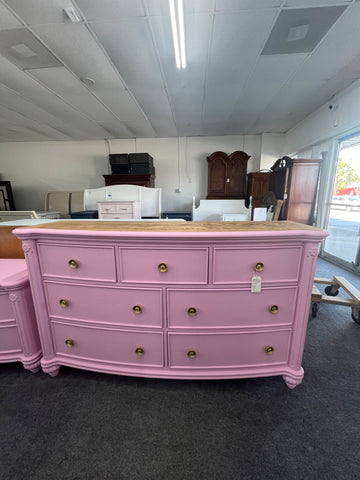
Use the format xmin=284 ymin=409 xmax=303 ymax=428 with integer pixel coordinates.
xmin=0 ymin=28 xmax=62 ymax=69
xmin=75 ymin=0 xmax=145 ymax=21
xmin=4 ymin=0 xmax=82 ymax=25
xmin=146 ymin=0 xmax=215 ymax=15
xmin=284 ymin=0 xmax=351 ymax=6
xmin=0 ymin=3 xmax=23 ymax=29
xmin=215 ymin=0 xmax=282 ymax=11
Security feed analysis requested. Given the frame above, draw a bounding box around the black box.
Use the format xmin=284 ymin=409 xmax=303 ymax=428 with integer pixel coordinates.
xmin=129 ymin=153 xmax=153 ymax=165
xmin=109 ymin=153 xmax=129 ymax=165
xmin=130 ymin=164 xmax=155 ymax=175
xmin=70 ymin=210 xmax=99 ymax=219
xmin=111 ymin=164 xmax=131 ymax=174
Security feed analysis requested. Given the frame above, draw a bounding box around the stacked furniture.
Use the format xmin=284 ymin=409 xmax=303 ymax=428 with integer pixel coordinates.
xmin=15 ymin=220 xmax=327 ymax=388
xmin=104 ymin=152 xmax=155 ymax=187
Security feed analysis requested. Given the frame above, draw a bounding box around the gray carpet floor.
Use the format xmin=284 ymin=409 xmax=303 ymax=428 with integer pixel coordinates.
xmin=1 ymin=257 xmax=360 ymax=480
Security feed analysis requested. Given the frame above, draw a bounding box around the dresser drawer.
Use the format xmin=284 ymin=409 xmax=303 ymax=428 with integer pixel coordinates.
xmin=0 ymin=324 xmax=21 ymax=353
xmin=213 ymin=246 xmax=301 ymax=284
xmin=119 ymin=248 xmax=208 ymax=284
xmin=45 ymin=282 xmax=162 ymax=327
xmin=100 ymin=213 xmax=133 ymax=219
xmin=167 ymin=287 xmax=297 ymax=328
xmin=52 ymin=322 xmax=164 ymax=367
xmin=0 ymin=292 xmax=14 ymax=321
xmin=168 ymin=330 xmax=291 ymax=368
xmin=38 ymin=244 xmax=116 ymax=282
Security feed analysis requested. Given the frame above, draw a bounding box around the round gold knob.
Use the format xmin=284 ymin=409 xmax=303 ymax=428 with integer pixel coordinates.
xmin=254 ymin=262 xmax=264 ymax=272
xmin=68 ymin=259 xmax=78 ymax=269
xmin=65 ymin=339 xmax=74 ymax=347
xmin=59 ymin=298 xmax=69 ymax=307
xmin=187 ymin=307 xmax=197 ymax=316
xmin=158 ymin=263 xmax=168 ymax=273
xmin=270 ymin=305 xmax=279 ymax=314
xmin=187 ymin=350 xmax=196 ymax=358
xmin=133 ymin=305 xmax=142 ymax=314
xmin=135 ymin=347 xmax=144 ymax=356
xmin=265 ymin=346 xmax=274 ymax=355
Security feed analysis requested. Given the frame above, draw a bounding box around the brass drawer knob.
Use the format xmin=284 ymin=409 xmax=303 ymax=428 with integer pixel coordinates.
xmin=65 ymin=339 xmax=74 ymax=347
xmin=187 ymin=350 xmax=196 ymax=358
xmin=270 ymin=305 xmax=279 ymax=314
xmin=265 ymin=346 xmax=274 ymax=355
xmin=187 ymin=307 xmax=197 ymax=316
xmin=254 ymin=262 xmax=264 ymax=272
xmin=68 ymin=259 xmax=78 ymax=269
xmin=158 ymin=263 xmax=168 ymax=273
xmin=135 ymin=347 xmax=144 ymax=356
xmin=59 ymin=298 xmax=69 ymax=307
xmin=133 ymin=305 xmax=142 ymax=314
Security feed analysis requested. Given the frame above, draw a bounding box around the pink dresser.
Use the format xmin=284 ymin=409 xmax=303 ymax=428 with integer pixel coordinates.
xmin=0 ymin=259 xmax=41 ymax=372
xmin=14 ymin=220 xmax=328 ymax=388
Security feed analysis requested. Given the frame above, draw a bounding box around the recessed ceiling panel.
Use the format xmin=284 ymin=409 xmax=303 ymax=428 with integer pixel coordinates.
xmin=284 ymin=0 xmax=351 ymax=6
xmin=0 ymin=28 xmax=62 ymax=69
xmin=215 ymin=0 xmax=281 ymax=11
xmin=75 ymin=0 xmax=145 ymax=21
xmin=0 ymin=3 xmax=23 ymax=29
xmin=262 ymin=6 xmax=348 ymax=55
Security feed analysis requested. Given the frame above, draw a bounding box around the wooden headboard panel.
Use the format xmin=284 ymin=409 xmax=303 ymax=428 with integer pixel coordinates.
xmin=0 ymin=226 xmax=25 ymax=258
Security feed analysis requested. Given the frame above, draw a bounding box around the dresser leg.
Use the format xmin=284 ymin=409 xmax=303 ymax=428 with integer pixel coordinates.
xmin=22 ymin=356 xmax=42 ymax=374
xmin=43 ymin=365 xmax=60 ymax=377
xmin=283 ymin=369 xmax=304 ymax=389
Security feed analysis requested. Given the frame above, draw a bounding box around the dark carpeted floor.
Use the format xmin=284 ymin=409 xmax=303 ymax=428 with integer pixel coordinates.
xmin=1 ymin=257 xmax=360 ymax=480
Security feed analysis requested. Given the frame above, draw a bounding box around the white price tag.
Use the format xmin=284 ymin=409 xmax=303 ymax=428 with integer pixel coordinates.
xmin=251 ymin=276 xmax=262 ymax=293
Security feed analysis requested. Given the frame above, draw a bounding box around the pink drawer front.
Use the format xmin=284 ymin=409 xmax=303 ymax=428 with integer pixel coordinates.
xmin=168 ymin=330 xmax=291 ymax=368
xmin=167 ymin=287 xmax=297 ymax=328
xmin=0 ymin=324 xmax=21 ymax=353
xmin=213 ymin=246 xmax=301 ymax=284
xmin=119 ymin=248 xmax=208 ymax=284
xmin=0 ymin=292 xmax=14 ymax=321
xmin=52 ymin=321 xmax=164 ymax=367
xmin=38 ymin=243 xmax=116 ymax=282
xmin=45 ymin=282 xmax=162 ymax=327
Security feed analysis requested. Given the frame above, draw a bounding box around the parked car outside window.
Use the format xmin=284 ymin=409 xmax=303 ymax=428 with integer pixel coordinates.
xmin=331 ymin=195 xmax=360 ymax=211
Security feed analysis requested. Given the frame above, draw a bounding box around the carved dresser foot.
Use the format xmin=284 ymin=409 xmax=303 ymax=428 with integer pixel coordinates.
xmin=43 ymin=365 xmax=60 ymax=377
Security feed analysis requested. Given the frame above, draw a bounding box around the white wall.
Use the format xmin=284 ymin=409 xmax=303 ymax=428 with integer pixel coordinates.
xmin=0 ymin=134 xmax=261 ymax=212
xmin=285 ymin=78 xmax=360 ymax=155
xmin=260 ymin=133 xmax=285 ymax=170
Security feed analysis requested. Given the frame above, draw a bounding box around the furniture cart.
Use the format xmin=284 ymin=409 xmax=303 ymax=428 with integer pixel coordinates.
xmin=97 ymin=201 xmax=141 ymax=219
xmin=15 ymin=220 xmax=327 ymax=388
xmin=0 ymin=259 xmax=42 ymax=372
xmin=207 ymin=151 xmax=250 ymax=199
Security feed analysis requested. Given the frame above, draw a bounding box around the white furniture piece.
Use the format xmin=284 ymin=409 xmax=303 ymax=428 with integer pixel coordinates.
xmin=192 ymin=199 xmax=250 ymax=221
xmin=0 ymin=210 xmax=38 ymax=221
xmin=84 ymin=185 xmax=162 ymax=218
xmin=44 ymin=190 xmax=84 ymax=218
xmin=98 ymin=201 xmax=141 ymax=219
xmin=15 ymin=220 xmax=328 ymax=388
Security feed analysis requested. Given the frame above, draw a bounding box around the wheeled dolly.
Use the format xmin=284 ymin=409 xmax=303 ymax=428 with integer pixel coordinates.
xmin=311 ymin=276 xmax=360 ymax=324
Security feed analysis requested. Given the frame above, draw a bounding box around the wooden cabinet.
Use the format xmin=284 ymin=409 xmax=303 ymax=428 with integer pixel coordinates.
xmin=103 ymin=174 xmax=155 ymax=188
xmin=270 ymin=158 xmax=322 ymax=225
xmin=207 ymin=151 xmax=250 ymax=199
xmin=15 ymin=220 xmax=328 ymax=388
xmin=246 ymin=172 xmax=271 ymax=209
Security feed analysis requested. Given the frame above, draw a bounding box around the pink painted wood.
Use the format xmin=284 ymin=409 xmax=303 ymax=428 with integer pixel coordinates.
xmin=14 ymin=221 xmax=328 ymax=387
xmin=0 ymin=259 xmax=41 ymax=372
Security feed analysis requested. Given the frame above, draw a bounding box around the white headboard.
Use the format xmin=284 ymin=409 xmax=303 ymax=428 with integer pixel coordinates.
xmin=192 ymin=199 xmax=250 ymax=221
xmin=83 ymin=185 xmax=162 ymax=218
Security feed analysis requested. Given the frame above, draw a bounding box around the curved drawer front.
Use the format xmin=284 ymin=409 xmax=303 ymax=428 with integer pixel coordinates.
xmin=168 ymin=330 xmax=291 ymax=368
xmin=0 ymin=324 xmax=21 ymax=352
xmin=167 ymin=287 xmax=297 ymax=328
xmin=213 ymin=246 xmax=301 ymax=284
xmin=119 ymin=248 xmax=208 ymax=284
xmin=45 ymin=282 xmax=162 ymax=327
xmin=0 ymin=292 xmax=14 ymax=321
xmin=38 ymin=244 xmax=116 ymax=282
xmin=100 ymin=213 xmax=132 ymax=219
xmin=52 ymin=322 xmax=164 ymax=367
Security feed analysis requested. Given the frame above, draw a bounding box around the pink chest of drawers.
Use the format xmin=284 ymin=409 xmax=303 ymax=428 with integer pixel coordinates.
xmin=14 ymin=220 xmax=327 ymax=388
xmin=0 ymin=259 xmax=41 ymax=372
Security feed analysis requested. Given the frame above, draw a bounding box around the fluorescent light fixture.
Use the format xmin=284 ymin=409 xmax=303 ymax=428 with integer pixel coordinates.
xmin=287 ymin=24 xmax=310 ymax=42
xmin=63 ymin=6 xmax=82 ymax=23
xmin=169 ymin=0 xmax=186 ymax=69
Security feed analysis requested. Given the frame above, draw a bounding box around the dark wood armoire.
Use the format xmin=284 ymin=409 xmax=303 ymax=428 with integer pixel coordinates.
xmin=206 ymin=151 xmax=250 ymax=199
